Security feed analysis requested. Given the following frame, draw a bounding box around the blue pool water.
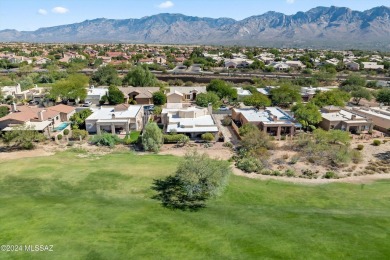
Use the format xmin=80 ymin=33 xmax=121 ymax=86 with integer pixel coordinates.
xmin=54 ymin=122 xmax=70 ymax=131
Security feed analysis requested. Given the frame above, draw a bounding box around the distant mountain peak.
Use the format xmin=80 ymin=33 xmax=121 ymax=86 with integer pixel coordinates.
xmin=0 ymin=6 xmax=389 ymax=50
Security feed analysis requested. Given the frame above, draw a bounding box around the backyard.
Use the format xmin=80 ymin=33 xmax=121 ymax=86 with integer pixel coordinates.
xmin=0 ymin=150 xmax=390 ymax=259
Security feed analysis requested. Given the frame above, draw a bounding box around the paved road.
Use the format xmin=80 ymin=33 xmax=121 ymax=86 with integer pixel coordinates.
xmin=213 ymin=114 xmax=239 ymax=145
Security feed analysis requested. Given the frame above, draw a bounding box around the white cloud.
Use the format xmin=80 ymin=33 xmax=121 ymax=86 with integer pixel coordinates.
xmin=52 ymin=7 xmax=69 ymax=14
xmin=157 ymin=1 xmax=174 ymax=9
xmin=286 ymin=0 xmax=295 ymax=4
xmin=38 ymin=9 xmax=47 ymax=15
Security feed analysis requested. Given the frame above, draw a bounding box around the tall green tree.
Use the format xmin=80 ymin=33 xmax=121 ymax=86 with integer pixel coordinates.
xmin=90 ymin=65 xmax=121 ymax=86
xmin=206 ymin=79 xmax=237 ymax=100
xmin=142 ymin=122 xmax=163 ymax=153
xmin=70 ymin=109 xmax=93 ymax=129
xmin=311 ymin=89 xmax=350 ymax=108
xmin=291 ymin=103 xmax=322 ymax=129
xmin=376 ymin=88 xmax=390 ymax=105
xmin=49 ymin=74 xmax=89 ymax=102
xmin=152 ymin=91 xmax=167 ymax=106
xmin=243 ymin=93 xmax=271 ymax=108
xmin=270 ymin=84 xmax=301 ymax=107
xmin=107 ymin=86 xmax=125 ymax=105
xmin=195 ymin=92 xmax=221 ymax=109
xmin=351 ymin=88 xmax=372 ymax=105
xmin=123 ymin=65 xmax=157 ymax=87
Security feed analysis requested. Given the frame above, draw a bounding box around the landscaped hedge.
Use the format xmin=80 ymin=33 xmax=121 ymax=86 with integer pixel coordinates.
xmin=163 ymin=134 xmax=188 ymax=143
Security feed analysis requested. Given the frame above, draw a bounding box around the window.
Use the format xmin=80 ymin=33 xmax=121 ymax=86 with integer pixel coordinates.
xmin=56 ymin=116 xmax=59 ymax=120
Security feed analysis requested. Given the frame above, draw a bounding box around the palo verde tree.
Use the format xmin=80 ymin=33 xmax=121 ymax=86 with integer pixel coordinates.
xmin=206 ymin=79 xmax=237 ymax=100
xmin=243 ymin=93 xmax=271 ymax=109
xmin=270 ymin=83 xmax=301 ymax=107
xmin=351 ymin=88 xmax=372 ymax=105
xmin=49 ymin=74 xmax=89 ymax=102
xmin=195 ymin=92 xmax=221 ymax=109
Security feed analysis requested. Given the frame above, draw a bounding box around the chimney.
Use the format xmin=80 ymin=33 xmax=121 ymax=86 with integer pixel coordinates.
xmin=11 ymin=103 xmax=17 ymax=112
xmin=112 ymin=113 xmax=115 ymax=119
xmin=38 ymin=110 xmax=45 ymax=121
xmin=273 ymin=115 xmax=278 ymax=121
xmin=351 ymin=115 xmax=357 ymax=120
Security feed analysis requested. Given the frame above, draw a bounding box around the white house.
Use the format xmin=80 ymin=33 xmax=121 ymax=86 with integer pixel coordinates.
xmin=362 ymin=62 xmax=384 ymax=70
xmin=235 ymin=87 xmax=252 ymax=101
xmin=161 ymin=106 xmax=218 ymax=138
xmin=85 ymin=86 xmax=109 ymax=104
xmin=85 ymin=104 xmax=144 ymax=135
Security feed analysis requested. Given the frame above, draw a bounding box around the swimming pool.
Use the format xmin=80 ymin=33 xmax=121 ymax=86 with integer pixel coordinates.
xmin=54 ymin=122 xmax=70 ymax=131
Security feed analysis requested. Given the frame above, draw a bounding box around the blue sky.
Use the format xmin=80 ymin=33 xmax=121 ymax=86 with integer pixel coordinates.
xmin=0 ymin=0 xmax=389 ymax=31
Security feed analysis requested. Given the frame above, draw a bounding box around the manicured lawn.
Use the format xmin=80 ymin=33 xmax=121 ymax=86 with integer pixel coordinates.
xmin=0 ymin=150 xmax=390 ymax=259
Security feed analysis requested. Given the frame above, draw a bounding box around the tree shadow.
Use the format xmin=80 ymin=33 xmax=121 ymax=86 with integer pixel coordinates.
xmin=151 ymin=176 xmax=206 ymax=211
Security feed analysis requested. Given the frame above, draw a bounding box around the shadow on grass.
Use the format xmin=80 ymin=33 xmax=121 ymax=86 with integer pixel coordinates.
xmin=151 ymin=176 xmax=206 ymax=211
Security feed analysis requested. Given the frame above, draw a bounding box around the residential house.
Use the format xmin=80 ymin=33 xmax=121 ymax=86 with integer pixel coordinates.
xmin=119 ymin=87 xmax=160 ymax=105
xmin=166 ymin=86 xmax=207 ymax=103
xmin=285 ymin=60 xmax=306 ymax=69
xmin=346 ymin=106 xmax=390 ymax=134
xmin=235 ymin=87 xmax=252 ymax=101
xmin=161 ymin=105 xmax=218 ymax=138
xmin=319 ymin=106 xmax=373 ymax=133
xmin=85 ymin=105 xmax=144 ymax=134
xmin=362 ymin=62 xmax=384 ymax=70
xmin=0 ymin=103 xmax=75 ymax=136
xmin=345 ymin=61 xmax=360 ymax=71
xmin=85 ymin=86 xmax=109 ymax=105
xmin=232 ymin=107 xmax=300 ymax=137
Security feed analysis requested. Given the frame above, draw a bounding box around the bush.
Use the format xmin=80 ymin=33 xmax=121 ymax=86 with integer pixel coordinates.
xmin=357 ymin=144 xmax=364 ymax=150
xmin=223 ymin=142 xmax=233 ymax=148
xmin=163 ymin=134 xmax=189 ymax=144
xmin=289 ymin=155 xmax=299 ymax=164
xmin=284 ymin=169 xmax=295 ymax=177
xmin=351 ymin=150 xmax=363 ymax=164
xmin=221 ymin=116 xmax=232 ymax=126
xmin=63 ymin=129 xmax=70 ymax=136
xmin=90 ymin=133 xmax=121 ymax=148
xmin=372 ymin=140 xmax=381 ymax=146
xmin=324 ymin=171 xmax=337 ymax=179
xmin=57 ymin=134 xmax=63 ymax=140
xmin=201 ymin=133 xmax=215 ymax=142
xmin=142 ymin=122 xmax=163 ymax=153
xmin=71 ymin=129 xmax=88 ymax=140
xmin=236 ymin=157 xmax=263 ymax=173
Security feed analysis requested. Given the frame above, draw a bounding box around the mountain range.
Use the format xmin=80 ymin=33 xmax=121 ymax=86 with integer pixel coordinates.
xmin=1 ymin=6 xmax=390 ymax=50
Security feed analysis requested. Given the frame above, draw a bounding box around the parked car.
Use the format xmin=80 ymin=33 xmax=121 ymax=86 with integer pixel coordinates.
xmin=82 ymin=101 xmax=92 ymax=107
xmin=29 ymin=100 xmax=39 ymax=105
xmin=218 ymin=105 xmax=229 ymax=111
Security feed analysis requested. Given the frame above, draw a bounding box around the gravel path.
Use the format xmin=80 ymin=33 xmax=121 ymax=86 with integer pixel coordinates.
xmin=213 ymin=114 xmax=239 ymax=145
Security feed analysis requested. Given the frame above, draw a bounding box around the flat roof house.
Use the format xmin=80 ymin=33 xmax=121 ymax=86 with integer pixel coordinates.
xmin=346 ymin=106 xmax=390 ymax=134
xmin=161 ymin=106 xmax=218 ymax=138
xmin=85 ymin=104 xmax=144 ymax=135
xmin=85 ymin=86 xmax=108 ymax=105
xmin=319 ymin=106 xmax=373 ymax=133
xmin=232 ymin=107 xmax=300 ymax=137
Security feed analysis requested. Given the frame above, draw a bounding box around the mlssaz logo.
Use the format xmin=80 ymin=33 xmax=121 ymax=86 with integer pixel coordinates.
xmin=24 ymin=245 xmax=54 ymax=252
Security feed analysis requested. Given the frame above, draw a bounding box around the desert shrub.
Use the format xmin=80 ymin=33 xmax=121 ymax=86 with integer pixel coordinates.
xmin=57 ymin=134 xmax=63 ymax=140
xmin=163 ymin=134 xmax=189 ymax=144
xmin=90 ymin=133 xmax=121 ymax=148
xmin=67 ymin=141 xmax=75 ymax=147
xmin=324 ymin=171 xmax=337 ymax=179
xmin=271 ymin=170 xmax=281 ymax=176
xmin=289 ymin=155 xmax=300 ymax=164
xmin=372 ymin=140 xmax=381 ymax=146
xmin=284 ymin=169 xmax=295 ymax=177
xmin=222 ymin=116 xmax=232 ymax=126
xmin=223 ymin=142 xmax=233 ymax=148
xmin=301 ymin=169 xmax=319 ymax=179
xmin=72 ymin=129 xmax=88 ymax=140
xmin=63 ymin=129 xmax=70 ymax=136
xmin=357 ymin=144 xmax=364 ymax=150
xmin=201 ymin=133 xmax=215 ymax=142
xmin=351 ymin=150 xmax=363 ymax=164
xmin=236 ymin=157 xmax=263 ymax=173
xmin=260 ymin=169 xmax=273 ymax=175
xmin=282 ymin=154 xmax=289 ymax=160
